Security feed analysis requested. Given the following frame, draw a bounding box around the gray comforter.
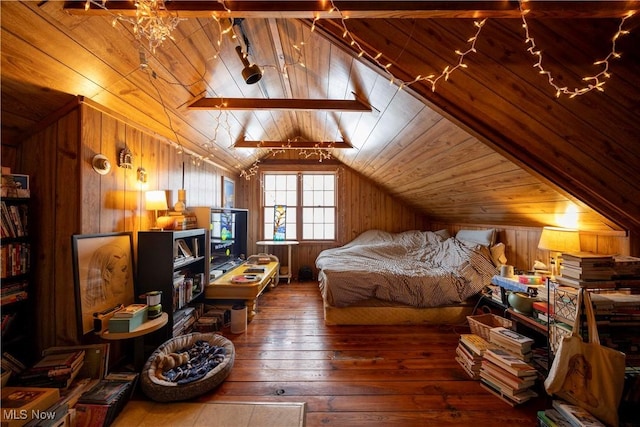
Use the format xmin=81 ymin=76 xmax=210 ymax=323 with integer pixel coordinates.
xmin=316 ymin=230 xmax=497 ymax=308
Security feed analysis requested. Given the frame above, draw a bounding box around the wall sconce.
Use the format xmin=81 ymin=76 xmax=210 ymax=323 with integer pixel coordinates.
xmin=538 ymin=226 xmax=581 ymax=277
xmin=145 ymin=190 xmax=168 ymax=230
xmin=92 ymin=154 xmax=111 ymax=175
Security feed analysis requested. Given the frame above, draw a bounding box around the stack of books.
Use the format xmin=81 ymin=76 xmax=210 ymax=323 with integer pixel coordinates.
xmin=613 ymin=255 xmax=640 ymax=280
xmin=455 ymin=334 xmax=492 ymax=379
xmin=19 ymin=350 xmax=85 ymax=389
xmin=558 ymin=252 xmax=616 ymax=288
xmin=537 ymin=400 xmax=605 ymax=427
xmin=74 ymin=376 xmax=135 ymax=427
xmin=489 ymin=327 xmax=535 ymax=362
xmin=480 ymin=347 xmax=538 ymax=406
xmin=107 ymin=304 xmax=148 ymax=333
xmin=532 ymin=300 xmax=553 ymax=324
xmin=173 ymin=306 xmax=197 ymax=336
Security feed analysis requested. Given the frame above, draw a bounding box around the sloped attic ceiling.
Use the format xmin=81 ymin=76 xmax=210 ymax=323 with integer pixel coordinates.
xmin=1 ymin=1 xmax=639 ymax=234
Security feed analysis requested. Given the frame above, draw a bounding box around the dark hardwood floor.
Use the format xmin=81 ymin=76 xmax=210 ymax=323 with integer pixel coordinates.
xmin=190 ymin=281 xmax=546 ymax=426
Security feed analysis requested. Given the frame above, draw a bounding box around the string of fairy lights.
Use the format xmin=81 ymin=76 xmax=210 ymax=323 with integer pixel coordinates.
xmin=82 ymin=0 xmax=635 ymax=179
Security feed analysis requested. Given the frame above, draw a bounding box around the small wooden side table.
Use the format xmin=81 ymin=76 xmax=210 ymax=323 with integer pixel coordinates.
xmin=101 ymin=312 xmax=168 ymax=369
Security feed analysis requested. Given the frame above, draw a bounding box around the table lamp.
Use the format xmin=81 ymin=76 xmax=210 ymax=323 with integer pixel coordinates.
xmin=537 ymin=226 xmax=581 ymax=278
xmin=145 ymin=190 xmax=168 ymax=230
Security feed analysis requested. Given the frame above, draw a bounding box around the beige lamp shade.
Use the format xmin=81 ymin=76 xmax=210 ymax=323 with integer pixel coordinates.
xmin=145 ymin=190 xmax=168 ymax=211
xmin=538 ymin=226 xmax=581 ymax=253
xmin=145 ymin=191 xmax=168 ymax=230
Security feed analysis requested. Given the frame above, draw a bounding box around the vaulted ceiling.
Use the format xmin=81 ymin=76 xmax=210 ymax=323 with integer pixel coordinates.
xmin=2 ymin=1 xmax=639 ymax=235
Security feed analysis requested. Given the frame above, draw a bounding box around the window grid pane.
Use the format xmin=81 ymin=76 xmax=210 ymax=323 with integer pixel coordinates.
xmin=264 ymin=172 xmax=335 ymax=241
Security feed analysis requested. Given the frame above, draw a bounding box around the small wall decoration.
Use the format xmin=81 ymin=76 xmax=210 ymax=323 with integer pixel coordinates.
xmin=273 ymin=205 xmax=287 ymax=241
xmin=118 ymin=146 xmax=134 ymax=169
xmin=222 ymin=176 xmax=235 ymax=208
xmin=137 ymin=167 xmax=148 ymax=183
xmin=72 ymin=232 xmax=135 ymax=337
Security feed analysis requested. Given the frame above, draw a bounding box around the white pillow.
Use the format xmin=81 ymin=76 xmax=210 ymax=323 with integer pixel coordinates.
xmin=456 ymin=229 xmax=496 ymax=247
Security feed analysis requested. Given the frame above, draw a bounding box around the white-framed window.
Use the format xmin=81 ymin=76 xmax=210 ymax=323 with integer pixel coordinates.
xmin=262 ymin=172 xmax=336 ymax=241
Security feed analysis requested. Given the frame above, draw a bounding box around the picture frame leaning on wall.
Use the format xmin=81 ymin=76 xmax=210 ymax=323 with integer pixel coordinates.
xmin=71 ymin=232 xmax=135 ymax=337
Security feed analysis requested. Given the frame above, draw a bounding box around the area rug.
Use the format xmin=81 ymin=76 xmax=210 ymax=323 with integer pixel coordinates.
xmin=111 ymin=400 xmax=306 ymax=427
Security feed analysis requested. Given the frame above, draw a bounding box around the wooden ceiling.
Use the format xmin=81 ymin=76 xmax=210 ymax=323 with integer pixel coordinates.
xmin=2 ymin=1 xmax=639 ymax=234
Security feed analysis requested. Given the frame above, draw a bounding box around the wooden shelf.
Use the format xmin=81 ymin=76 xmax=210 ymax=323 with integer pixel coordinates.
xmin=100 ymin=312 xmax=168 ymax=340
xmin=506 ymin=308 xmax=547 ymax=334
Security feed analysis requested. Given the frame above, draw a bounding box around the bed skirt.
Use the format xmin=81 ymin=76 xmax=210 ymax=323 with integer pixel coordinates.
xmin=323 ymin=298 xmax=475 ymax=326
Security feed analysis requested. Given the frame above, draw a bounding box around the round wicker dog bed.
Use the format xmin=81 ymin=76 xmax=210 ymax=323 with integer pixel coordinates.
xmin=141 ymin=332 xmax=235 ymax=402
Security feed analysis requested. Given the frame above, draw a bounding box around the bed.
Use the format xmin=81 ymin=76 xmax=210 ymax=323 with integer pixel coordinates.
xmin=316 ymin=229 xmax=504 ymax=325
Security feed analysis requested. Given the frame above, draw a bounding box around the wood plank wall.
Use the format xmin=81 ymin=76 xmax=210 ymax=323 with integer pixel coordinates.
xmin=4 ymin=98 xmax=630 ymax=353
xmin=13 ymin=97 xmax=229 ymax=352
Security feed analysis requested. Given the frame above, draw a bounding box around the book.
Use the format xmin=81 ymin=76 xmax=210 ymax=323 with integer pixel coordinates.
xmin=562 ymin=252 xmax=613 ymax=263
xmin=533 ymin=301 xmax=553 ymax=315
xmin=562 ymin=265 xmax=615 ymax=281
xmin=456 ymin=343 xmax=482 ymax=375
xmin=459 ymin=334 xmax=492 ymax=356
xmin=555 ymin=276 xmax=618 ymax=289
xmin=483 ymin=348 xmax=538 ymax=377
xmin=551 ymin=400 xmax=605 ymax=427
xmin=78 ymin=379 xmax=130 ymax=405
xmin=544 ymin=409 xmax=575 ymax=427
xmin=1 ymin=387 xmax=60 ymax=427
xmin=74 ymin=403 xmax=111 ymax=427
xmin=480 ymin=359 xmax=537 ymax=391
xmin=537 ymin=410 xmax=556 ymax=427
xmin=76 ymin=379 xmax=132 ymax=427
xmin=112 ymin=303 xmax=147 ymax=318
xmin=480 ymin=377 xmax=538 ymax=406
xmin=489 ymin=327 xmax=534 ymax=350
xmin=30 ymin=350 xmax=85 ymax=372
xmin=42 ymin=344 xmax=110 ymax=381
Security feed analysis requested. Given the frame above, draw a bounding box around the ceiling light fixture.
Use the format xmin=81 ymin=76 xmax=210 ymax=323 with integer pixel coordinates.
xmin=235 ymin=45 xmax=263 ymax=85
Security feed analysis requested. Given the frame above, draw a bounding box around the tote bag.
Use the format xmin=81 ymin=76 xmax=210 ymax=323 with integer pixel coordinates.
xmin=544 ymin=289 xmax=626 ymax=426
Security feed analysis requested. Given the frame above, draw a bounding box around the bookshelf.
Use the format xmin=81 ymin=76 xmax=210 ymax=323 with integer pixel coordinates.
xmin=1 ymin=196 xmax=34 ymax=363
xmin=137 ymin=229 xmax=206 ymax=343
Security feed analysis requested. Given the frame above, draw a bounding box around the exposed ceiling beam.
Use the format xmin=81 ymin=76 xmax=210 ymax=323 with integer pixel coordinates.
xmin=188 ymin=97 xmax=371 ymax=112
xmin=64 ymin=1 xmax=639 ymax=19
xmin=234 ymin=139 xmax=353 ymax=149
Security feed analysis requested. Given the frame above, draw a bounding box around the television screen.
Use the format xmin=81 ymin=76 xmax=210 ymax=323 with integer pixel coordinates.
xmin=209 ymin=209 xmax=248 ymax=272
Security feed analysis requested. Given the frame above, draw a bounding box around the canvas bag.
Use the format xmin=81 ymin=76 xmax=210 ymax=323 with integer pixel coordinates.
xmin=544 ymin=289 xmax=626 ymax=426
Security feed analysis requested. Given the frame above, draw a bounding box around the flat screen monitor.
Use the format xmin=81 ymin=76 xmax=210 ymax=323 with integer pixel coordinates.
xmin=209 ymin=209 xmax=248 ymax=272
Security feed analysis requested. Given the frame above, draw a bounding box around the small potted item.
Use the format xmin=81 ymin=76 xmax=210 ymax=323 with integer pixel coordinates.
xmin=507 ymin=292 xmax=536 ymax=315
